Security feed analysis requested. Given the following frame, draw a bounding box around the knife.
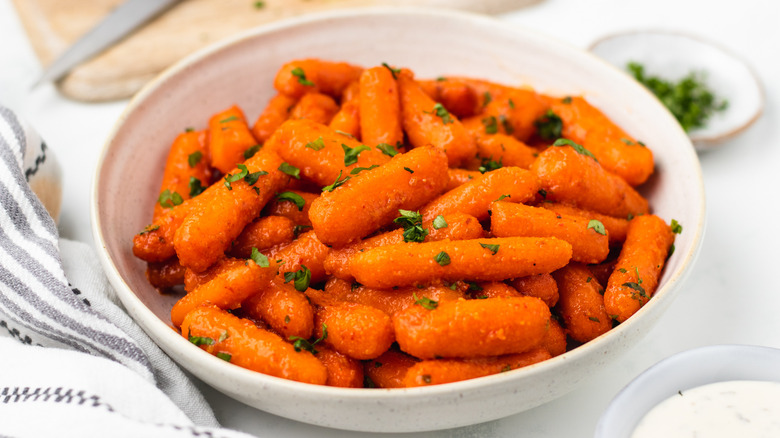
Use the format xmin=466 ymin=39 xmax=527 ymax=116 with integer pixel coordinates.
xmin=33 ymin=0 xmax=182 ymax=87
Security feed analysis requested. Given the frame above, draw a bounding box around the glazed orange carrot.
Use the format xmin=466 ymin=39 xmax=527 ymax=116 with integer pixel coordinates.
xmin=153 ymin=130 xmax=212 ymax=220
xmin=262 ymin=190 xmax=318 ymax=227
xmin=553 ymin=263 xmax=611 ymax=343
xmin=174 ymin=150 xmax=289 ymax=272
xmin=420 ymin=167 xmax=540 ymax=222
xmin=509 ymin=273 xmax=559 ymax=308
xmin=541 ymin=203 xmax=630 ymax=246
xmin=208 ymin=105 xmax=259 ymax=174
xmin=170 ymin=257 xmax=276 ymax=327
xmin=403 ymin=347 xmax=551 ymax=387
xmin=266 ymin=230 xmax=330 ymax=284
xmin=443 ymin=77 xmax=514 ymax=107
xmin=351 ymin=237 xmax=572 ymax=289
xmin=317 ymin=346 xmax=364 ymax=388
xmin=328 ymin=80 xmax=361 ymax=138
xmin=274 ymin=59 xmax=363 ymax=99
xmin=548 ymin=96 xmax=654 ymax=186
xmin=265 ymin=119 xmax=389 ymax=187
xmin=251 ymin=93 xmax=298 ymax=143
xmin=227 ymin=215 xmax=295 ymax=259
xmin=393 ymin=297 xmax=551 ymax=359
xmin=416 ymin=78 xmax=479 ymax=118
xmin=314 ymin=302 xmax=395 ymax=360
xmin=365 ymin=349 xmax=419 ymax=388
xmin=530 ymin=143 xmax=649 ymax=218
xmin=146 ymin=259 xmax=185 ymax=291
xmin=542 ymin=318 xmax=567 ymax=357
xmin=604 ymin=215 xmax=675 ymax=323
xmin=289 ymin=92 xmax=340 ymax=125
xmin=468 ymin=282 xmax=522 ymax=299
xmin=309 ymin=145 xmax=449 ymax=247
xmin=491 ymin=201 xmax=610 ymax=264
xmin=446 ymin=168 xmax=480 ymax=191
xmin=326 ymin=279 xmax=465 ymax=316
xmin=398 ymin=73 xmax=476 ymax=167
xmin=241 ymin=278 xmax=314 ymax=340
xmin=482 ymin=88 xmax=549 ymax=142
xmin=461 ymin=117 xmax=538 ymax=170
xmin=360 ymin=66 xmax=404 ymax=147
xmin=181 ymin=305 xmax=327 ymax=384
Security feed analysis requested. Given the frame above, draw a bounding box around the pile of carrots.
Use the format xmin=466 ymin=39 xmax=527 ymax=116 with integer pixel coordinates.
xmin=132 ymin=59 xmax=678 ymax=388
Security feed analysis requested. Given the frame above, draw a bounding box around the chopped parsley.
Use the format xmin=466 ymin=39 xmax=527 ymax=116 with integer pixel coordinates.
xmin=478 ymin=156 xmax=503 ymax=174
xmin=671 ymin=219 xmax=683 ymax=234
xmin=562 ymin=96 xmax=572 ymax=104
xmin=394 ymin=209 xmax=428 ymax=243
xmin=244 ymin=144 xmax=261 ymax=159
xmin=293 ymin=224 xmax=312 ymax=237
xmin=434 ymin=251 xmax=451 ymax=266
xmin=482 ymin=116 xmax=498 ymax=134
xmin=139 ymin=224 xmax=159 ymax=235
xmin=376 ymin=143 xmax=399 ymax=157
xmin=253 ymin=1 xmax=265 ymax=9
xmin=620 ymin=138 xmax=635 ymax=146
xmin=587 ymin=219 xmax=607 ymax=236
xmin=627 ymin=61 xmax=728 ymax=132
xmin=250 ymin=247 xmax=270 ymax=267
xmin=289 ymin=324 xmax=328 ymax=355
xmin=350 ymin=165 xmax=379 ymax=175
xmin=158 ymin=189 xmax=183 ymax=209
xmin=403 ymin=167 xmax=414 ymax=174
xmin=429 ymin=103 xmax=454 ymax=124
xmin=553 ymin=138 xmax=597 ymax=161
xmin=413 ymin=293 xmax=438 ymax=310
xmin=537 ymin=189 xmax=547 ymax=199
xmin=432 ymin=215 xmax=448 ymax=230
xmin=482 ymin=91 xmax=492 ymax=108
xmin=499 ymin=115 xmax=514 ymax=135
xmin=284 ymin=265 xmax=311 ymax=292
xmin=189 ymin=177 xmax=206 ymax=197
xmin=305 ymin=136 xmax=325 ymax=151
xmin=216 ymin=352 xmax=232 ymax=362
xmin=534 ymin=110 xmax=563 ymax=140
xmin=494 ymin=194 xmax=510 ymax=202
xmin=188 ymin=335 xmax=214 ymax=347
xmin=276 ymin=191 xmax=306 ymax=211
xmin=278 ymin=162 xmax=301 ymax=179
xmin=188 ymin=151 xmax=202 ymax=168
xmin=382 ymin=62 xmax=400 ymax=79
xmin=290 ymin=67 xmax=314 ymax=87
xmin=623 ymin=281 xmax=647 ymax=298
xmin=479 ymin=243 xmax=499 ymax=255
xmin=218 ymin=331 xmax=229 ymax=342
xmin=219 ymin=115 xmax=239 ymax=123
xmin=342 ymin=144 xmax=370 ymax=166
xmin=322 ymin=171 xmax=350 ymax=192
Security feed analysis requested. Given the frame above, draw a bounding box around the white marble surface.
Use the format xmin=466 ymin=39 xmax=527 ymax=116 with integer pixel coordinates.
xmin=1 ymin=0 xmax=778 ymax=436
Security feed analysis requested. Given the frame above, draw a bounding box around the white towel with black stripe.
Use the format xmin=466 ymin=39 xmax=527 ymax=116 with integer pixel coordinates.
xmin=0 ymin=106 xmax=255 ymax=438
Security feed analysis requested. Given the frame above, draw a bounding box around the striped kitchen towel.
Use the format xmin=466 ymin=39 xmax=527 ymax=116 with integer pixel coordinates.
xmin=0 ymin=106 xmax=254 ymax=437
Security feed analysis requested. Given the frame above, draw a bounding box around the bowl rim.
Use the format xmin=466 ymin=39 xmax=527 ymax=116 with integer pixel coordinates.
xmin=588 ymin=28 xmax=765 ymax=149
xmin=594 ymin=344 xmax=780 ymax=437
xmin=90 ymin=4 xmax=707 ymax=408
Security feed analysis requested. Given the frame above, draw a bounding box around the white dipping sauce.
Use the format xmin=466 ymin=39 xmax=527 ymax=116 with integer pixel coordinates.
xmin=631 ymin=380 xmax=780 ymax=438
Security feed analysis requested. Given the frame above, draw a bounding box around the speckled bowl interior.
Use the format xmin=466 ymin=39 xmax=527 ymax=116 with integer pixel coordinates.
xmin=91 ymin=7 xmax=705 ymax=433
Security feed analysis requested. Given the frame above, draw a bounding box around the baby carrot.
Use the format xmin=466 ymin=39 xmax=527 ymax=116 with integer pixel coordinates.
xmin=328 ymin=80 xmax=361 ymax=139
xmin=289 ymin=92 xmax=340 ymax=125
xmin=146 ymin=259 xmax=185 ymax=292
xmin=241 ymin=278 xmax=314 ymax=340
xmin=365 ymin=349 xmax=419 ymax=388
xmin=420 ymin=167 xmax=540 ymax=222
xmin=174 ymin=150 xmax=290 ymax=272
xmin=541 ymin=203 xmax=630 ymax=246
xmin=530 ymin=143 xmax=649 ymax=218
xmin=542 ymin=318 xmax=567 ymax=357
xmin=316 ymin=346 xmax=364 ymax=388
xmin=251 ymin=93 xmax=298 ymax=143
xmin=398 ymin=73 xmax=476 ymax=167
xmin=350 ymin=237 xmax=572 ymax=289
xmin=393 ymin=297 xmax=551 ymax=359
xmin=153 ymin=130 xmax=212 ymax=220
xmin=266 ymin=119 xmax=389 ymax=187
xmin=266 ymin=230 xmax=330 ymax=284
xmin=548 ymin=96 xmax=654 ymax=186
xmin=491 ymin=201 xmax=610 ymax=264
xmin=274 ymin=59 xmax=363 ymax=99
xmin=553 ymin=263 xmax=611 ymax=343
xmin=314 ymin=302 xmax=395 ymax=360
xmin=604 ymin=215 xmax=675 ymax=323
xmin=403 ymin=347 xmax=551 ymax=387
xmin=360 ymin=66 xmax=404 ymax=147
xmin=329 ymin=280 xmax=465 ymax=316
xmin=461 ymin=117 xmax=538 ymax=170
xmin=181 ymin=305 xmax=327 ymax=384
xmin=482 ymin=88 xmax=549 ymax=142
xmin=227 ymin=215 xmax=295 ymax=259
xmin=468 ymin=282 xmax=522 ymax=299
xmin=170 ymin=257 xmax=276 ymax=327
xmin=208 ymin=105 xmax=259 ymax=174
xmin=309 ymin=145 xmax=449 ymax=247
xmin=509 ymin=273 xmax=559 ymax=308
xmin=262 ymin=190 xmax=318 ymax=227
xmin=416 ymin=78 xmax=479 ymax=119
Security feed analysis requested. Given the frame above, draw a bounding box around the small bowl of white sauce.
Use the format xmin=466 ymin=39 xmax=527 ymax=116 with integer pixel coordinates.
xmin=595 ymin=345 xmax=780 ymax=438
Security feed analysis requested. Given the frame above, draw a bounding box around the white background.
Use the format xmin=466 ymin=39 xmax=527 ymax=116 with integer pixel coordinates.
xmin=1 ymin=0 xmax=778 ymax=436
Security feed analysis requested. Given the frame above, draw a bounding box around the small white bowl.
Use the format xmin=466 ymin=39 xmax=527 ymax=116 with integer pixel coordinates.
xmin=590 ymin=30 xmax=764 ymax=150
xmin=595 ymin=345 xmax=780 ymax=438
xmin=91 ymin=7 xmax=705 ymax=433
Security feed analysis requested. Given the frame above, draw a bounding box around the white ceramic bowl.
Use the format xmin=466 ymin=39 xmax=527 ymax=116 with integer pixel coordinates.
xmin=595 ymin=345 xmax=780 ymax=438
xmin=91 ymin=7 xmax=705 ymax=433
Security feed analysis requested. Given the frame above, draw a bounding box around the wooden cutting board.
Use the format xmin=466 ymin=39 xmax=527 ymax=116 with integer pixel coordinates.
xmin=12 ymin=0 xmax=539 ymax=102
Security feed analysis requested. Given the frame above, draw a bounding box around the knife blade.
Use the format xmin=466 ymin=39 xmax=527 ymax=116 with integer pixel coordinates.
xmin=33 ymin=0 xmax=182 ymax=88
